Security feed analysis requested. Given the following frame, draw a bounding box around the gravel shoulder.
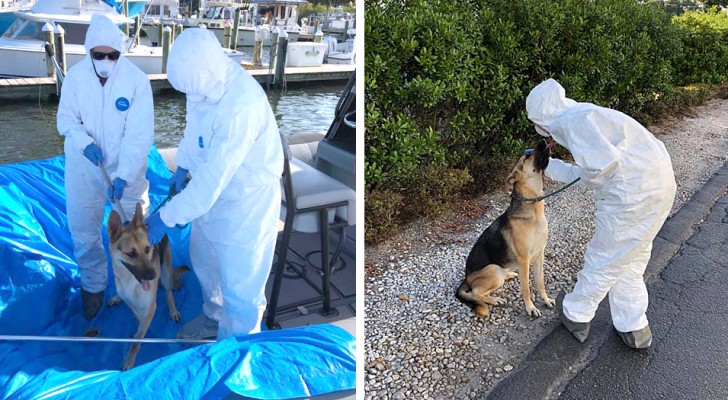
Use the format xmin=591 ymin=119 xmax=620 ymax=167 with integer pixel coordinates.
xmin=364 ymin=98 xmax=728 ymax=399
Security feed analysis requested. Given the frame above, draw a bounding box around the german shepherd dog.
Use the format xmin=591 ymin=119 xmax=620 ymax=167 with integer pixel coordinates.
xmin=107 ymin=203 xmax=189 ymax=370
xmin=456 ymin=139 xmax=554 ymax=318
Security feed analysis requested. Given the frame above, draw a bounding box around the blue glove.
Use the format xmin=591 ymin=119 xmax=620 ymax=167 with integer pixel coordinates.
xmin=107 ymin=178 xmax=127 ymax=203
xmin=170 ymin=167 xmax=189 ymax=194
xmin=83 ymin=143 xmax=104 ymax=166
xmin=146 ymin=212 xmax=168 ymax=245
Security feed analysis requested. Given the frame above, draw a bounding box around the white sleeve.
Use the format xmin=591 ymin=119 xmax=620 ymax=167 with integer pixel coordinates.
xmin=56 ymin=73 xmax=94 ymax=151
xmin=565 ymin=117 xmax=621 ymax=188
xmin=173 ymin=109 xmax=198 ymax=171
xmin=160 ymin=103 xmax=261 ymax=225
xmin=545 ymin=158 xmax=583 ymax=184
xmin=114 ymin=75 xmax=154 ymax=183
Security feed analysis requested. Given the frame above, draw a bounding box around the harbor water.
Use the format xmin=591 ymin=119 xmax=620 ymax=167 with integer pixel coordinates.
xmin=0 ymin=83 xmax=345 ymax=165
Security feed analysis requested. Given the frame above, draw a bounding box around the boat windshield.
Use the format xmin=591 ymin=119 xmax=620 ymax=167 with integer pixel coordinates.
xmin=2 ymin=17 xmax=24 ymax=38
xmin=203 ymin=6 xmax=226 ymax=19
xmin=148 ymin=4 xmax=167 ymax=17
xmin=57 ymin=22 xmax=89 ymax=45
xmin=3 ymin=18 xmax=43 ymax=41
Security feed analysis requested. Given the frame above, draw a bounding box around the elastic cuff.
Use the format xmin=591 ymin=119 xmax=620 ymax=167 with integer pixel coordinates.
xmin=159 ymin=207 xmax=175 ymax=228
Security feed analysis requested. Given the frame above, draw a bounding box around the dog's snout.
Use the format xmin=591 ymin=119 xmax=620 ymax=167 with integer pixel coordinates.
xmin=142 ymin=269 xmax=157 ymax=281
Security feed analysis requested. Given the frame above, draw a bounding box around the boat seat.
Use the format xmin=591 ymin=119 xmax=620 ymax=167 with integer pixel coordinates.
xmin=266 ymin=134 xmax=356 ymax=329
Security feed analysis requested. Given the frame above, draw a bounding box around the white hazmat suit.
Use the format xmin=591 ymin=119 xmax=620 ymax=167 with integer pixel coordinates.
xmin=526 ymin=79 xmax=676 ymax=340
xmin=57 ymin=14 xmax=153 ymax=296
xmin=159 ymin=29 xmax=283 ymax=339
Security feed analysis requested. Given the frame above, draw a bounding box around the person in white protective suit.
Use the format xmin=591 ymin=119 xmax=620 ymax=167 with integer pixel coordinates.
xmin=145 ymin=28 xmax=283 ymax=340
xmin=57 ymin=14 xmax=153 ymax=320
xmin=526 ymin=79 xmax=676 ymax=349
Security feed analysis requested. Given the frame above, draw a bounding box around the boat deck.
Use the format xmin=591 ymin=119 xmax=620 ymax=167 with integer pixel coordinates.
xmin=265 ymin=226 xmax=356 ymax=335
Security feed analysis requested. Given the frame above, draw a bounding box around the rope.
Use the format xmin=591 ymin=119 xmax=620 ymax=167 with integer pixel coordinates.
xmin=99 ymin=163 xmax=129 ymax=222
xmin=514 ymin=177 xmax=581 ymax=203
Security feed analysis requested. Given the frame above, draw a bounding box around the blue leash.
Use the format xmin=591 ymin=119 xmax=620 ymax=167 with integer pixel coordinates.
xmin=150 ymin=179 xmax=190 ymax=228
xmin=515 ymin=178 xmax=581 ymax=203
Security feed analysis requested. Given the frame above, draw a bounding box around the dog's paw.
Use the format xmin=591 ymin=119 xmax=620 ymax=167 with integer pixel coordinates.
xmin=525 ymin=304 xmax=542 ymax=318
xmin=505 ymin=271 xmax=519 ymax=281
xmin=491 ymin=296 xmax=507 ymax=306
xmin=543 ymin=297 xmax=555 ymax=309
xmin=121 ymin=355 xmax=135 ymax=371
xmin=170 ymin=309 xmax=181 ymax=323
xmin=169 ymin=308 xmax=182 ymax=322
xmin=107 ymin=296 xmax=122 ymax=307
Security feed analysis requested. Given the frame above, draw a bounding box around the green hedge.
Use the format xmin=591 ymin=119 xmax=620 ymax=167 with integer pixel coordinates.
xmin=365 ymin=0 xmax=684 ymax=189
xmin=364 ymin=0 xmax=728 ymax=242
xmin=672 ymin=7 xmax=728 ymax=85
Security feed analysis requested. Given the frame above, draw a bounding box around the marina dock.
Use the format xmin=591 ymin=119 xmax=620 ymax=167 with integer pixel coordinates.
xmin=0 ymin=64 xmax=355 ymax=99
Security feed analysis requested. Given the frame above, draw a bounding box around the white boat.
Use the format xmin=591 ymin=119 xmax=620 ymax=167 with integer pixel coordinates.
xmin=0 ymin=0 xmax=35 ymax=33
xmin=0 ymin=0 xmax=246 ymax=78
xmin=298 ymin=6 xmax=354 ymax=42
xmin=320 ymin=5 xmax=354 ymax=41
xmin=180 ymin=0 xmax=303 ymax=48
xmin=245 ymin=0 xmax=303 ymax=46
xmin=322 ymin=31 xmax=355 ymax=65
xmin=138 ymin=0 xmax=184 ymax=46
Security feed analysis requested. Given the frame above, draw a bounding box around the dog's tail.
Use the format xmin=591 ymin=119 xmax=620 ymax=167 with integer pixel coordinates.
xmin=172 ymin=265 xmax=191 ymax=291
xmin=455 ymin=278 xmax=491 ymax=317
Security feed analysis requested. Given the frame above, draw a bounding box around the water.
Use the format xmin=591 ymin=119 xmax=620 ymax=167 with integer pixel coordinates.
xmin=0 ymin=83 xmax=344 ymax=165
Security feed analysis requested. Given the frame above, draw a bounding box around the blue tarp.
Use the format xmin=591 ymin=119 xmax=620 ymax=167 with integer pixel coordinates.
xmin=0 ymin=148 xmax=356 ymax=399
xmin=101 ymin=0 xmax=146 ymax=18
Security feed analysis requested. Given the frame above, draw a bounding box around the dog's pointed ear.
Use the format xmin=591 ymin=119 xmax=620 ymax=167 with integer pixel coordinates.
xmin=108 ymin=211 xmax=123 ymax=242
xmin=505 ymin=171 xmax=517 ymax=194
xmin=131 ymin=202 xmax=145 ymax=228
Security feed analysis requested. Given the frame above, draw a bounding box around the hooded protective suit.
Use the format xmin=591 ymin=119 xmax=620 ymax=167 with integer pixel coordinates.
xmin=526 ymin=79 xmax=676 ymax=334
xmin=57 ymin=14 xmax=153 ymax=294
xmin=160 ymin=29 xmax=283 ymax=339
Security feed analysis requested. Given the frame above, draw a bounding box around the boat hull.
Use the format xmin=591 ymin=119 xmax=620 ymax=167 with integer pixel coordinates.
xmin=0 ymin=39 xmax=246 ymax=78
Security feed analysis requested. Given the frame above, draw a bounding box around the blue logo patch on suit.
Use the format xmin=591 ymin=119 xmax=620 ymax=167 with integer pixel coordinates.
xmin=115 ymin=97 xmax=130 ymax=111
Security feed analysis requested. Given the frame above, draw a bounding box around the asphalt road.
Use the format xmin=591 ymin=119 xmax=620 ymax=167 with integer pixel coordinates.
xmin=487 ymin=162 xmax=728 ymax=400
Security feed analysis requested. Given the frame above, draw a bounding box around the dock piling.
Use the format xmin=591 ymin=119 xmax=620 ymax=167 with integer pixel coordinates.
xmin=268 ymin=28 xmax=279 ymax=84
xmin=42 ymin=23 xmax=55 ymax=79
xmin=231 ymin=8 xmax=241 ymax=49
xmin=162 ymin=26 xmax=172 ymax=74
xmin=123 ymin=0 xmax=129 ymax=36
xmin=135 ymin=14 xmax=141 ymax=46
xmin=158 ymin=22 xmax=164 ymax=47
xmin=313 ymin=18 xmax=320 ymax=41
xmin=253 ymin=26 xmax=263 ymax=67
xmin=272 ymin=30 xmax=288 ymax=89
xmin=223 ymin=22 xmax=232 ymax=49
xmin=54 ymin=24 xmax=66 ymax=75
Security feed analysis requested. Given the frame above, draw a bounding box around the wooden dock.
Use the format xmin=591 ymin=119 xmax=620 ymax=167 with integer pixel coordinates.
xmin=0 ymin=64 xmax=355 ymax=99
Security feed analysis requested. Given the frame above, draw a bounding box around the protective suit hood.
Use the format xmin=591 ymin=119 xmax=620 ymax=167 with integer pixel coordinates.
xmin=526 ymin=79 xmax=577 ymax=127
xmin=85 ymin=14 xmax=123 ymax=54
xmin=167 ymin=29 xmax=231 ymax=104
